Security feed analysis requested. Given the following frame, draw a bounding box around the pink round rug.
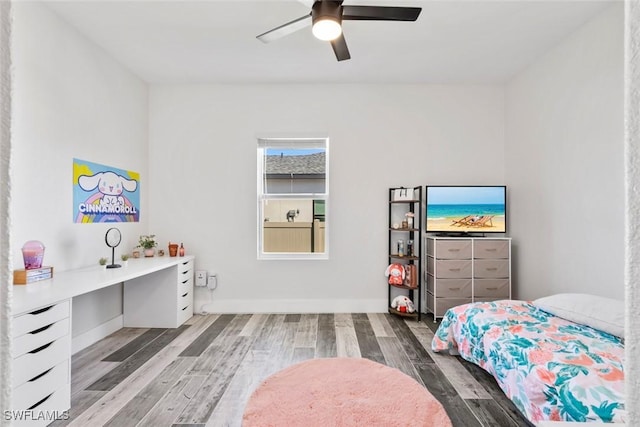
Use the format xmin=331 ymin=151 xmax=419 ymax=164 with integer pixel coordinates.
xmin=242 ymin=357 xmax=452 ymax=427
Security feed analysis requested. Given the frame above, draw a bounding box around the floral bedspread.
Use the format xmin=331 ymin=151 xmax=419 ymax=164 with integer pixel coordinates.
xmin=431 ymin=300 xmax=626 ymax=423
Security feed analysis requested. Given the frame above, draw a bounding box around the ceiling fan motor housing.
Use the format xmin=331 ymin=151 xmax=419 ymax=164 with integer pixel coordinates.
xmin=312 ymin=1 xmax=343 ymax=27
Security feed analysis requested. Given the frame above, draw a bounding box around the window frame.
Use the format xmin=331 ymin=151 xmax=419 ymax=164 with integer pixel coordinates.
xmin=257 ymin=137 xmax=329 ymax=260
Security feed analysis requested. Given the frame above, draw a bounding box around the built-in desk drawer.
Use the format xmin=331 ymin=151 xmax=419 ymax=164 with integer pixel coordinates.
xmin=178 ymin=304 xmax=192 ymax=325
xmin=12 ymin=317 xmax=69 ymax=358
xmin=13 ymin=334 xmax=70 ymax=388
xmin=179 ymin=288 xmax=193 ymax=309
xmin=13 ymin=360 xmax=69 ymax=411
xmin=14 ymin=382 xmax=71 ymax=426
xmin=179 ymin=259 xmax=193 ymax=274
xmin=13 ymin=300 xmax=70 ymax=338
xmin=179 ymin=275 xmax=193 ymax=294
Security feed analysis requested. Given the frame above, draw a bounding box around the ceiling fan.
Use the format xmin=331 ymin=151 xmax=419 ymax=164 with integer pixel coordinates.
xmin=256 ymin=1 xmax=422 ymax=62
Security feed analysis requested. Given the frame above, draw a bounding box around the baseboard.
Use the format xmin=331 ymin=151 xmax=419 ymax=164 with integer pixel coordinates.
xmin=72 ymin=315 xmax=123 ymax=354
xmin=196 ymin=299 xmax=387 ymax=314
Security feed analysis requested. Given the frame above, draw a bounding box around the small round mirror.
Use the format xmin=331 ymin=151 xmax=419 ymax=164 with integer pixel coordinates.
xmin=105 ymin=228 xmax=122 ymax=268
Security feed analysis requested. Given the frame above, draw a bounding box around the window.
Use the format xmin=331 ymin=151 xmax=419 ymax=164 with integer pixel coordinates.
xmin=257 ymin=137 xmax=328 ymax=259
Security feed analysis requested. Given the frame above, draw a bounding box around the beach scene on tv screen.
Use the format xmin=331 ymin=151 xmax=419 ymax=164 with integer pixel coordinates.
xmin=426 ymin=186 xmax=506 ymax=233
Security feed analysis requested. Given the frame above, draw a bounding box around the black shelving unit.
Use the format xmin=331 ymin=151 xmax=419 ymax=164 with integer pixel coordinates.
xmin=387 ymin=186 xmax=422 ymax=321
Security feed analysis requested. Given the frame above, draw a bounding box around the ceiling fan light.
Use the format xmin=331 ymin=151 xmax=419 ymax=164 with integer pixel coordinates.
xmin=312 ymin=19 xmax=342 ymax=41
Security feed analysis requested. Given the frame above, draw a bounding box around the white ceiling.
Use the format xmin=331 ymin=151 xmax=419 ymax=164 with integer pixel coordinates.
xmin=44 ymin=0 xmax=615 ymax=84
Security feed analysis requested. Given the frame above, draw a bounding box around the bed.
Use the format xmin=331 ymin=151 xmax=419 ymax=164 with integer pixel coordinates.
xmin=431 ymin=296 xmax=626 ymax=424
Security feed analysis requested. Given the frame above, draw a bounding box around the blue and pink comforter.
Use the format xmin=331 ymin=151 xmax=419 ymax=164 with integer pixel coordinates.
xmin=432 ymin=300 xmax=626 ymax=423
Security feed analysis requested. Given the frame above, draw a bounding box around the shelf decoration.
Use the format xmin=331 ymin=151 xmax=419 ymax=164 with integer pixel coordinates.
xmin=137 ymin=235 xmax=158 ymax=257
xmin=105 ymin=227 xmax=122 ymax=269
xmin=13 ymin=266 xmax=53 ymax=285
xmin=392 ymin=187 xmax=414 ymax=201
xmin=405 ymin=212 xmax=414 ymax=228
xmin=21 ymin=240 xmax=45 ymax=269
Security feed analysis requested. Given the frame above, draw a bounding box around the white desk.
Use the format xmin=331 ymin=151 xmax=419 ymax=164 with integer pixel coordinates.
xmin=10 ymin=256 xmax=195 ymax=426
xmin=13 ymin=255 xmax=195 ymax=317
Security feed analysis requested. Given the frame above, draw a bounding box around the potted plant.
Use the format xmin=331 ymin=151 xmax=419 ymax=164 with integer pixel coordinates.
xmin=121 ymin=253 xmax=130 ymax=267
xmin=137 ymin=234 xmax=158 ymax=257
xmin=98 ymin=257 xmax=108 ymax=269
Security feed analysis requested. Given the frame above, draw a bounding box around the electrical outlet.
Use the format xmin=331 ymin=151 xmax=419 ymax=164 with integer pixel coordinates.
xmin=195 ymin=270 xmax=207 ymax=287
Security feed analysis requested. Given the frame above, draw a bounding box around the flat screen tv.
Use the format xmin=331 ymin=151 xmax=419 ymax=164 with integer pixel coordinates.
xmin=425 ymin=186 xmax=506 ymax=235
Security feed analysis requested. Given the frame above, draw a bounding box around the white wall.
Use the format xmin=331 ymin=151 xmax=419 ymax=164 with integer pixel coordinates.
xmin=11 ymin=3 xmax=148 ymax=336
xmin=0 ymin=0 xmax=12 ymax=416
xmin=505 ymin=4 xmax=624 ymax=300
xmin=149 ymin=84 xmax=505 ymax=312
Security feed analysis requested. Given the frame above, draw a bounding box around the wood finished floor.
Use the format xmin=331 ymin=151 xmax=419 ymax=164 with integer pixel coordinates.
xmin=53 ymin=313 xmax=534 ymax=427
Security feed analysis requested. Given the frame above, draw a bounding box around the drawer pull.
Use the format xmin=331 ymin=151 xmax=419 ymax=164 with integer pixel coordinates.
xmin=182 ymin=261 xmax=189 ymax=266
xmin=28 ymin=393 xmax=53 ymax=410
xmin=486 ymin=287 xmax=498 ymax=291
xmin=182 ymin=279 xmax=189 ymax=285
xmin=485 ymin=248 xmax=497 ymax=252
xmin=30 ymin=323 xmax=54 ymax=335
xmin=182 ymin=306 xmax=188 ymax=311
xmin=182 ymin=292 xmax=188 ymax=298
xmin=448 ymin=287 xmax=460 ymax=291
xmin=486 ymin=268 xmax=498 ymax=271
xmin=29 ymin=367 xmax=53 ymax=382
xmin=29 ymin=305 xmax=54 ymax=315
xmin=29 ymin=341 xmax=53 ymax=354
xmin=448 ymin=268 xmax=461 ymax=272
xmin=447 ymin=249 xmax=460 ymax=252
xmin=181 ymin=270 xmax=190 ymax=275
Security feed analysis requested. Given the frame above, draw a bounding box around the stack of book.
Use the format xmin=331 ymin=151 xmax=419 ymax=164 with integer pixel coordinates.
xmin=13 ymin=266 xmax=54 ymax=285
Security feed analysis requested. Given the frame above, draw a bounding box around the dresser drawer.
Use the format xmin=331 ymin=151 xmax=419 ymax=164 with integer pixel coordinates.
xmin=474 ymin=240 xmax=509 ymax=259
xmin=13 ymin=300 xmax=70 ymax=338
xmin=428 ymin=239 xmax=472 ymax=260
xmin=426 ymin=294 xmax=471 ymax=317
xmin=426 ymin=276 xmax=472 ymax=298
xmin=13 ymin=334 xmax=70 ymax=387
xmin=474 ymin=279 xmax=510 ymax=298
xmin=13 ymin=360 xmax=69 ymax=411
xmin=474 ymin=259 xmax=509 ymax=278
xmin=427 ymin=258 xmax=472 ymax=278
xmin=12 ymin=317 xmax=69 ymax=358
xmin=475 ymin=297 xmax=511 ymax=304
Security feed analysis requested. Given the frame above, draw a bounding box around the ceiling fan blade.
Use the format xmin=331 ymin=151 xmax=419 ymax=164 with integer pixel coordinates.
xmin=256 ymin=14 xmax=312 ymax=43
xmin=342 ymin=6 xmax=421 ymax=21
xmin=330 ymin=33 xmax=351 ymax=61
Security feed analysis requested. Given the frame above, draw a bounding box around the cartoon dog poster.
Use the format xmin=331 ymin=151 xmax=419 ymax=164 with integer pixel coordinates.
xmin=73 ymin=158 xmax=140 ymax=223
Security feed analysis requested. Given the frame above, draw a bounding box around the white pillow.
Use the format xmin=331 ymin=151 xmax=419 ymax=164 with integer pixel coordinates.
xmin=532 ymin=293 xmax=624 ymax=339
